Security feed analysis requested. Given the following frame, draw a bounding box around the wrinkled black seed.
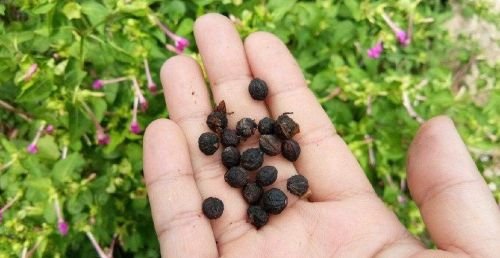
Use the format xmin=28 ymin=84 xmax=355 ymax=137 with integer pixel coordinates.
xmin=221 ymin=128 xmax=240 ymax=147
xmin=275 ymin=113 xmax=300 ymax=139
xmin=256 ymin=166 xmax=278 ymax=187
xmin=242 ymin=183 xmax=263 ymax=204
xmin=248 ymin=78 xmax=269 ymax=100
xmin=258 ymin=117 xmax=275 ymax=135
xmin=198 ymin=132 xmax=219 ymax=155
xmin=224 ymin=166 xmax=248 ymax=188
xmin=262 ymin=188 xmax=288 ymax=215
xmin=202 ymin=197 xmax=224 ymax=219
xmin=240 ymin=148 xmax=264 ymax=170
xmin=221 ymin=146 xmax=240 ymax=168
xmin=236 ymin=118 xmax=257 ymax=139
xmin=259 ymin=135 xmax=281 ymax=156
xmin=206 ymin=101 xmax=228 ymax=133
xmin=282 ymin=139 xmax=301 ymax=161
xmin=247 ymin=205 xmax=269 ymax=228
xmin=287 ymin=175 xmax=309 ymax=196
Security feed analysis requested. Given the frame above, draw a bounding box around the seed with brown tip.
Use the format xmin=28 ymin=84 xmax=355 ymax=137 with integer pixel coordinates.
xmin=275 ymin=113 xmax=300 ymax=139
xmin=206 ymin=101 xmax=228 ymax=133
xmin=236 ymin=118 xmax=257 ymax=139
xmin=259 ymin=135 xmax=281 ymax=156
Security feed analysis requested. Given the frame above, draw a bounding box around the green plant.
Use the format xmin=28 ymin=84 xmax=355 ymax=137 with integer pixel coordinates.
xmin=0 ymin=0 xmax=498 ymax=256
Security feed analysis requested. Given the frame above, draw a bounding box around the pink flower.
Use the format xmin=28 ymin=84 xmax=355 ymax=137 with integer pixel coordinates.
xmin=144 ymin=59 xmax=158 ymax=94
xmin=97 ymin=133 xmax=110 ymax=145
xmin=157 ymin=21 xmax=190 ymax=53
xmin=382 ymin=12 xmax=411 ymax=47
xmin=130 ymin=96 xmax=141 ymax=134
xmin=92 ymin=77 xmax=130 ymax=90
xmin=396 ymin=30 xmax=410 ymax=46
xmin=45 ymin=124 xmax=54 ymax=134
xmin=175 ymin=37 xmax=190 ymax=52
xmin=26 ymin=143 xmax=38 ymax=154
xmin=23 ymin=63 xmax=38 ymax=82
xmin=27 ymin=124 xmax=45 ymax=154
xmin=130 ymin=122 xmax=141 ymax=134
xmin=367 ymin=42 xmax=383 ymax=58
xmin=92 ymin=80 xmax=104 ymax=89
xmin=58 ymin=221 xmax=69 ymax=235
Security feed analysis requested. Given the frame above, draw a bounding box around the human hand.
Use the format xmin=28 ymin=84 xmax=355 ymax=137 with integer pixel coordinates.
xmin=143 ymin=14 xmax=500 ymax=257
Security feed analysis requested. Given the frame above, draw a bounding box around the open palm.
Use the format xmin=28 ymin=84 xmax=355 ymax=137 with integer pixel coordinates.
xmin=143 ymin=14 xmax=500 ymax=258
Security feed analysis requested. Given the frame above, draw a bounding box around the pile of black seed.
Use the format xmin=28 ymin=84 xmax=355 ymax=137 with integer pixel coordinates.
xmin=199 ymin=78 xmax=310 ymax=229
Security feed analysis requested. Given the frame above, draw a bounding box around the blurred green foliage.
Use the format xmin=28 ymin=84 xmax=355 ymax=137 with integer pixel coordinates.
xmin=0 ymin=0 xmax=498 ymax=257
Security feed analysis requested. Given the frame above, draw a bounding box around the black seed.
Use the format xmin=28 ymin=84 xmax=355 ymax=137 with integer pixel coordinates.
xmin=248 ymin=78 xmax=269 ymax=100
xmin=275 ymin=113 xmax=300 ymax=139
xmin=236 ymin=118 xmax=257 ymax=139
xmin=258 ymin=117 xmax=275 ymax=135
xmin=198 ymin=132 xmax=219 ymax=155
xmin=221 ymin=146 xmax=240 ymax=168
xmin=282 ymin=139 xmax=301 ymax=161
xmin=287 ymin=175 xmax=309 ymax=196
xmin=221 ymin=128 xmax=240 ymax=147
xmin=247 ymin=205 xmax=269 ymax=228
xmin=242 ymin=183 xmax=263 ymax=204
xmin=259 ymin=135 xmax=281 ymax=156
xmin=206 ymin=101 xmax=228 ymax=133
xmin=224 ymin=166 xmax=248 ymax=188
xmin=256 ymin=166 xmax=278 ymax=186
xmin=262 ymin=188 xmax=288 ymax=215
xmin=240 ymin=148 xmax=264 ymax=170
xmin=206 ymin=111 xmax=227 ymax=133
xmin=202 ymin=197 xmax=224 ymax=219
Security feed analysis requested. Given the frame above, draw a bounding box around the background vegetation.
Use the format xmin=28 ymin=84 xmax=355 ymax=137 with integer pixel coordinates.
xmin=0 ymin=0 xmax=498 ymax=257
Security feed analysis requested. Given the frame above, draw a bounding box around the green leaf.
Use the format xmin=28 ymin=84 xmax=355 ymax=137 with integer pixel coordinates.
xmin=67 ymin=104 xmax=91 ymax=143
xmin=81 ymin=2 xmax=110 ymax=26
xmin=62 ymin=2 xmax=82 ymax=20
xmin=0 ymin=4 xmax=5 ymax=16
xmin=33 ymin=3 xmax=57 ymax=14
xmin=17 ymin=79 xmax=53 ymax=102
xmin=37 ymin=136 xmax=60 ymax=160
xmin=52 ymin=153 xmax=84 ymax=184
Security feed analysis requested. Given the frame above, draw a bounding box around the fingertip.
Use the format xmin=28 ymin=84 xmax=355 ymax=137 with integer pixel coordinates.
xmin=194 ymin=13 xmax=232 ymax=34
xmin=160 ymin=55 xmax=199 ymax=83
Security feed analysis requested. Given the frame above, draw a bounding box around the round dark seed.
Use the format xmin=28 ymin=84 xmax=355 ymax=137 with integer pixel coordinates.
xmin=240 ymin=148 xmax=264 ymax=170
xmin=248 ymin=78 xmax=269 ymax=100
xmin=258 ymin=117 xmax=275 ymax=135
xmin=256 ymin=166 xmax=278 ymax=187
xmin=275 ymin=113 xmax=300 ymax=139
xmin=224 ymin=166 xmax=248 ymax=188
xmin=282 ymin=139 xmax=301 ymax=161
xmin=221 ymin=128 xmax=240 ymax=147
xmin=236 ymin=118 xmax=257 ymax=139
xmin=242 ymin=183 xmax=263 ymax=204
xmin=259 ymin=135 xmax=281 ymax=156
xmin=262 ymin=188 xmax=288 ymax=215
xmin=287 ymin=175 xmax=309 ymax=196
xmin=206 ymin=111 xmax=227 ymax=133
xmin=247 ymin=205 xmax=269 ymax=229
xmin=198 ymin=132 xmax=219 ymax=155
xmin=202 ymin=197 xmax=224 ymax=219
xmin=221 ymin=146 xmax=240 ymax=168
